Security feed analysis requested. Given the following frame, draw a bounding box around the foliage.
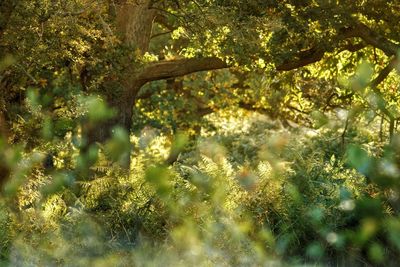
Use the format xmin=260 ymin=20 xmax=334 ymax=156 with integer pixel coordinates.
xmin=1 ymin=0 xmax=400 ymax=266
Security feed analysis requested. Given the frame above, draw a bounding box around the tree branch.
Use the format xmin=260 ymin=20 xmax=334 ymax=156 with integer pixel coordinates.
xmin=274 ymin=27 xmax=359 ymax=71
xmin=275 ymin=22 xmax=400 ymax=72
xmin=363 ymin=58 xmax=398 ymax=122
xmin=337 ymin=42 xmax=366 ymax=53
xmin=353 ymin=23 xmax=399 ymax=56
xmin=370 ymin=56 xmax=398 ymax=88
xmin=138 ymin=57 xmax=228 ymax=82
xmin=154 ymin=13 xmax=175 ymax=31
xmin=151 ymin=30 xmax=173 ymax=39
xmin=276 ymin=48 xmax=325 ymax=71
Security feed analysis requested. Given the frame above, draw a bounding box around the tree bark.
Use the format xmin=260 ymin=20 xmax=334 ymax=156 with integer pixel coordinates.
xmin=115 ymin=0 xmax=155 ymax=52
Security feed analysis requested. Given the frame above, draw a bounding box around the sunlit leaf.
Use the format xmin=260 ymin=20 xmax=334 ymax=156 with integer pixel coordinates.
xmin=145 ymin=165 xmax=172 ymax=198
xmin=346 ymin=145 xmax=372 ymax=174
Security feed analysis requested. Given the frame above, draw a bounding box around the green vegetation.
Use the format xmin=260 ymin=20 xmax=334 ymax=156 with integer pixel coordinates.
xmin=1 ymin=1 xmax=400 ymax=266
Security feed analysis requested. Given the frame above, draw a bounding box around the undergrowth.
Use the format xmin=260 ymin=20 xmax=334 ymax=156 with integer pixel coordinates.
xmin=1 ymin=111 xmax=398 ymax=266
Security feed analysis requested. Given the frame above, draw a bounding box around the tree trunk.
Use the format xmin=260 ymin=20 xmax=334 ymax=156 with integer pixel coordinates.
xmin=84 ymin=82 xmax=143 ymax=145
xmin=115 ymin=0 xmax=155 ymax=52
xmin=84 ymin=1 xmax=154 ymax=145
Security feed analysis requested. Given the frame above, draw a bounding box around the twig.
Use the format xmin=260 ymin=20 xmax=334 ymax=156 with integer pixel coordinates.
xmin=379 ymin=115 xmax=384 ymax=142
xmin=341 ymin=117 xmax=349 ymax=150
xmin=151 ymin=30 xmax=173 ymax=39
xmin=16 ymin=64 xmax=37 ymax=84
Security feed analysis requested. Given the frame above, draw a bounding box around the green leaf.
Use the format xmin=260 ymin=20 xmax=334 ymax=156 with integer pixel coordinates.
xmin=166 ymin=132 xmax=189 ymax=164
xmin=82 ymin=96 xmax=116 ymax=123
xmin=41 ymin=117 xmax=53 ymax=140
xmin=346 ymin=145 xmax=372 ymax=174
xmin=104 ymin=127 xmax=131 ymax=165
xmin=368 ymin=243 xmax=385 ymax=264
xmin=351 ymin=61 xmax=374 ymax=91
xmin=310 ymin=110 xmax=329 ymax=128
xmin=306 ymin=242 xmax=324 ymax=259
xmin=145 ymin=165 xmax=172 ymax=198
xmin=41 ymin=172 xmax=75 ymax=197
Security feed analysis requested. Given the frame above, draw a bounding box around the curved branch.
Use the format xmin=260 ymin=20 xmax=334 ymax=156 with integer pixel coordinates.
xmin=370 ymin=56 xmax=398 ymax=88
xmin=337 ymin=42 xmax=366 ymax=53
xmin=138 ymin=57 xmax=228 ymax=82
xmin=275 ymin=22 xmax=400 ymax=72
xmin=353 ymin=23 xmax=399 ymax=56
xmin=276 ymin=48 xmax=325 ymax=71
xmin=151 ymin=30 xmax=173 ymax=39
xmin=364 ymin=58 xmax=398 ymax=122
xmin=154 ymin=13 xmax=175 ymax=31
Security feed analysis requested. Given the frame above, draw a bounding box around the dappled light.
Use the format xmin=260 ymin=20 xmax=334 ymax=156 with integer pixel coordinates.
xmin=2 ymin=1 xmax=400 ymax=266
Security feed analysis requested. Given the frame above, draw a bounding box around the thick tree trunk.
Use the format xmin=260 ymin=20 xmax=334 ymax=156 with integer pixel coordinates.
xmin=84 ymin=82 xmax=143 ymax=145
xmin=115 ymin=0 xmax=155 ymax=52
xmin=84 ymin=1 xmax=154 ymax=145
xmin=85 ymin=99 xmax=133 ymax=144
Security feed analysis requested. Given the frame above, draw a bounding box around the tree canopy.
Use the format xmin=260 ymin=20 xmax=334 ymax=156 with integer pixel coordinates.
xmin=2 ymin=0 xmax=400 ymax=139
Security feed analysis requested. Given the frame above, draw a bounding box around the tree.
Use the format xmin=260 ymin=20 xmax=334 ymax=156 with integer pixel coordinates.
xmin=1 ymin=0 xmax=400 ymax=151
xmin=82 ymin=0 xmax=230 ymax=144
